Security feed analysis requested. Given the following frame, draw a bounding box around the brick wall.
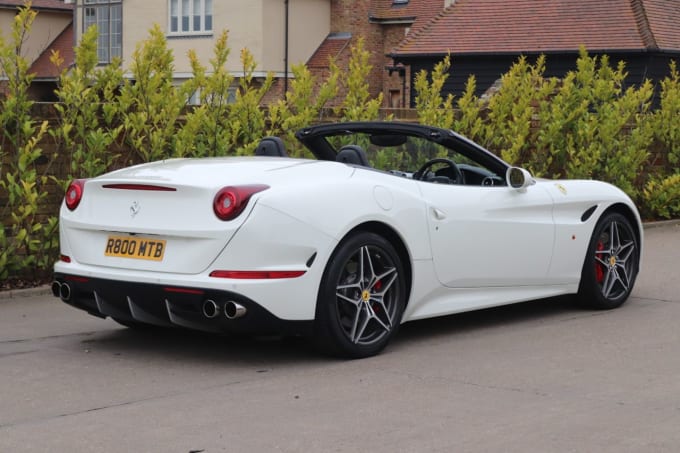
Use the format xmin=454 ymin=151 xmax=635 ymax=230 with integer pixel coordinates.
xmin=329 ymin=0 xmax=403 ymax=105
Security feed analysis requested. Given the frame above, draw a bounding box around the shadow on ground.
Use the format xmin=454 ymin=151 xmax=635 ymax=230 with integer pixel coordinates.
xmin=73 ymin=296 xmax=588 ymax=365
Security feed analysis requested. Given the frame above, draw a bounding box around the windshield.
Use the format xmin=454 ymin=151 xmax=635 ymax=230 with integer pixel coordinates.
xmin=322 ymin=130 xmax=506 ymax=186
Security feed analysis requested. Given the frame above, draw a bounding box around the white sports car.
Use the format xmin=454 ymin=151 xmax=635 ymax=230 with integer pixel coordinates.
xmin=53 ymin=122 xmax=642 ymax=357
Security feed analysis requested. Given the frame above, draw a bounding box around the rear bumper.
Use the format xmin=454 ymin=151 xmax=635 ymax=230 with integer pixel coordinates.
xmin=53 ymin=273 xmax=313 ymax=336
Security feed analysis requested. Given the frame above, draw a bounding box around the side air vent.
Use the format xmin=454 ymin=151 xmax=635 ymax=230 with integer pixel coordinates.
xmin=306 ymin=252 xmax=317 ymax=268
xmin=581 ymin=206 xmax=598 ymax=222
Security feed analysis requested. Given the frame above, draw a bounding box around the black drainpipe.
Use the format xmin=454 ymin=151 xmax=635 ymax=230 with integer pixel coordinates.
xmin=284 ymin=0 xmax=289 ymax=97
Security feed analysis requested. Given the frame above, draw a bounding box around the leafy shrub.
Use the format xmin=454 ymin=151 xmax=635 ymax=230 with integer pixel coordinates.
xmin=118 ymin=24 xmax=187 ymax=162
xmin=0 ymin=5 xmax=56 ymax=279
xmin=415 ymin=48 xmax=656 ymax=199
xmin=533 ymin=49 xmax=653 ymax=197
xmin=228 ymin=48 xmax=274 ymax=155
xmin=650 ymin=61 xmax=680 ymax=166
xmin=414 ymin=55 xmax=456 ymax=129
xmin=335 ymin=38 xmax=383 ymax=122
xmin=50 ymin=25 xmax=123 ymax=183
xmin=174 ymin=31 xmax=236 ymax=157
xmin=267 ymin=62 xmax=339 ymax=158
xmin=643 ymin=174 xmax=680 ymax=219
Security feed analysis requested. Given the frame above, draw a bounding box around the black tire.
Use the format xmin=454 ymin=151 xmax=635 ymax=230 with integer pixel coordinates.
xmin=314 ymin=232 xmax=407 ymax=358
xmin=578 ymin=212 xmax=639 ymax=309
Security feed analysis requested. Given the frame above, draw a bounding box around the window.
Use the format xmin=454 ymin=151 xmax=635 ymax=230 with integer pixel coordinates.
xmin=83 ymin=0 xmax=122 ymax=64
xmin=169 ymin=0 xmax=213 ymax=35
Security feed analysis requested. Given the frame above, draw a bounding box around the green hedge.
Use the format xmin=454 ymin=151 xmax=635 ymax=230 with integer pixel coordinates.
xmin=415 ymin=51 xmax=679 ymax=219
xmin=1 ymin=4 xmax=678 ymax=280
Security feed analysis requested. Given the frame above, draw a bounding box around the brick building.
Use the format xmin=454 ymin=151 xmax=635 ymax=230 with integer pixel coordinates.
xmin=307 ymin=0 xmax=444 ymax=108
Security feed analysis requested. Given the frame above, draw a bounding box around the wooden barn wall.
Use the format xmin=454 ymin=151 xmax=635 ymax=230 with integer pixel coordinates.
xmin=407 ymin=53 xmax=679 ymax=108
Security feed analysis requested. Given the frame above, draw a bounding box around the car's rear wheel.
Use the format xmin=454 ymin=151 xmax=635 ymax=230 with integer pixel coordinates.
xmin=578 ymin=212 xmax=639 ymax=309
xmin=314 ymin=232 xmax=406 ymax=358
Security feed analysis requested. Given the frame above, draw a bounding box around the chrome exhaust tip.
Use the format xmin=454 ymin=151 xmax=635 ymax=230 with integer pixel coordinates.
xmin=202 ymin=299 xmax=220 ymax=319
xmin=224 ymin=301 xmax=246 ymax=320
xmin=59 ymin=283 xmax=72 ymax=302
xmin=51 ymin=281 xmax=62 ymax=298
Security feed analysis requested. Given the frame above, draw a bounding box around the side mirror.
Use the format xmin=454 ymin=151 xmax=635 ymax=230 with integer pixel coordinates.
xmin=506 ymin=167 xmax=535 ymax=191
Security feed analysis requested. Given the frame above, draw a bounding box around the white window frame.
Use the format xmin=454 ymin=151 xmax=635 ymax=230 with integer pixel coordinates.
xmin=168 ymin=0 xmax=213 ymax=36
xmin=83 ymin=0 xmax=122 ymax=64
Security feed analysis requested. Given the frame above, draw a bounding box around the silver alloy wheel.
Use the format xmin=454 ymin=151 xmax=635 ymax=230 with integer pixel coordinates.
xmin=334 ymin=245 xmax=400 ymax=345
xmin=593 ymin=219 xmax=637 ymax=300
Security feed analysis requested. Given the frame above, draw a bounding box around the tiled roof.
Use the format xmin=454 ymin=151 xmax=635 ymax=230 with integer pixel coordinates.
xmin=369 ymin=0 xmax=442 ymax=22
xmin=0 ymin=0 xmax=73 ymax=11
xmin=643 ymin=0 xmax=680 ymax=50
xmin=307 ymin=33 xmax=352 ymax=68
xmin=393 ymin=0 xmax=680 ymax=56
xmin=369 ymin=0 xmax=446 ymax=54
xmin=29 ymin=22 xmax=73 ymax=79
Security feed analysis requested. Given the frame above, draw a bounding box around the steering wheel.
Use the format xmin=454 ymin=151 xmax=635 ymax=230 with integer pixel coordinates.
xmin=413 ymin=158 xmax=465 ymax=185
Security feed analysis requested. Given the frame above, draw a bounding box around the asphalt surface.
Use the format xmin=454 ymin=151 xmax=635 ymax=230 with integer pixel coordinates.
xmin=0 ymin=222 xmax=679 ymax=452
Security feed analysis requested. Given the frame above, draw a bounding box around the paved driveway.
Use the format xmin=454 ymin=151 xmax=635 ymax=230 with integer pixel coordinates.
xmin=1 ymin=223 xmax=679 ymax=452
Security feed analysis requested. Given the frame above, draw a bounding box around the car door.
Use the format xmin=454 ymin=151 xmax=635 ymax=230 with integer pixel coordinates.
xmin=419 ymin=182 xmax=556 ymax=288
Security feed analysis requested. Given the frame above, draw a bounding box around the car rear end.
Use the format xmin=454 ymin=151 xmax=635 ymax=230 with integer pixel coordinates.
xmin=53 ymin=157 xmax=343 ymax=335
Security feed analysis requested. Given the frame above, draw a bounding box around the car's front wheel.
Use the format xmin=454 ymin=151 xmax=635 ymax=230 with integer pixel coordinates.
xmin=578 ymin=212 xmax=639 ymax=309
xmin=314 ymin=232 xmax=406 ymax=358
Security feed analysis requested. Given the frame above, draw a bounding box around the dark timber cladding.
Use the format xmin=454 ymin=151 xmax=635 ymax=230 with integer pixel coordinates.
xmin=391 ymin=0 xmax=680 ymax=107
xmin=407 ymin=52 xmax=678 ymax=107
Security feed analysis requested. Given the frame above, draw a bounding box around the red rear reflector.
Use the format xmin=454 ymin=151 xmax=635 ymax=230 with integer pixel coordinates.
xmin=60 ymin=254 xmax=71 ymax=263
xmin=163 ymin=287 xmax=205 ymax=295
xmin=209 ymin=270 xmax=306 ymax=279
xmin=103 ymin=184 xmax=176 ymax=191
xmin=65 ymin=275 xmax=89 ymax=283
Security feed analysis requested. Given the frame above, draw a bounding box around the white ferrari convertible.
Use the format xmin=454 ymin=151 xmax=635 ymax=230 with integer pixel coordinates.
xmin=53 ymin=122 xmax=642 ymax=357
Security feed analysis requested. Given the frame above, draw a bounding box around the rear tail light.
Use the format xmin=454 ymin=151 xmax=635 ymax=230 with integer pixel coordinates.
xmin=209 ymin=270 xmax=306 ymax=279
xmin=65 ymin=179 xmax=86 ymax=211
xmin=102 ymin=184 xmax=177 ymax=191
xmin=213 ymin=184 xmax=269 ymax=221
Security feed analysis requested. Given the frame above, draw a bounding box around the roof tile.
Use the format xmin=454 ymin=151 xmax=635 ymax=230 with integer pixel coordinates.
xmin=0 ymin=0 xmax=73 ymax=11
xmin=370 ymin=0 xmax=443 ymax=22
xmin=394 ymin=0 xmax=680 ymax=56
xmin=307 ymin=34 xmax=352 ymax=68
xmin=29 ymin=21 xmax=73 ymax=79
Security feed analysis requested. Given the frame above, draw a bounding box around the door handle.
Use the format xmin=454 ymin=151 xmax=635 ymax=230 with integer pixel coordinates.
xmin=432 ymin=208 xmax=447 ymax=220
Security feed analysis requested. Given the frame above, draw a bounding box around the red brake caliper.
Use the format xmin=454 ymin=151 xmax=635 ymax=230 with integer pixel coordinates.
xmin=595 ymin=241 xmax=605 ymax=283
xmin=372 ymin=280 xmax=382 ymax=312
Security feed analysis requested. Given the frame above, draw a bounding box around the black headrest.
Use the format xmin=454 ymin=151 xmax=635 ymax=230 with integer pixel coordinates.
xmin=336 ymin=145 xmax=370 ymax=167
xmin=255 ymin=136 xmax=287 ymax=157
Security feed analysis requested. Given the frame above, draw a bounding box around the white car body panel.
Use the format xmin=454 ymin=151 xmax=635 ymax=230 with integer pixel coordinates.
xmin=55 ymin=157 xmax=640 ymax=322
xmin=54 ymin=123 xmax=643 ymax=352
xmin=419 ymin=182 xmax=556 ymax=287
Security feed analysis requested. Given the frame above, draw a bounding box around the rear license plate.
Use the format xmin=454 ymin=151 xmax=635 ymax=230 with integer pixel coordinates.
xmin=104 ymin=235 xmax=166 ymax=261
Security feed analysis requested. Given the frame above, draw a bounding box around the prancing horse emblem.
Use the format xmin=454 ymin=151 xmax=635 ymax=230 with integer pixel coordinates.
xmin=130 ymin=201 xmax=141 ymax=217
